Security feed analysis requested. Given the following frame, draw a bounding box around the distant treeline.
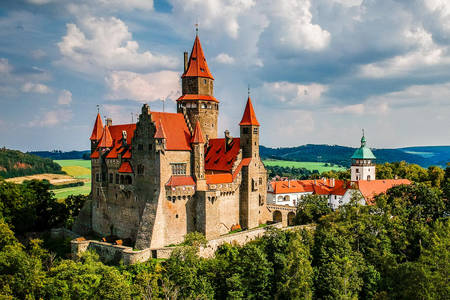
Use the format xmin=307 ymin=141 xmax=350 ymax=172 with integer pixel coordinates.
xmin=260 ymin=144 xmax=449 ymax=167
xmin=0 ymin=148 xmax=63 ymax=179
xmin=29 ymin=150 xmax=91 ymax=160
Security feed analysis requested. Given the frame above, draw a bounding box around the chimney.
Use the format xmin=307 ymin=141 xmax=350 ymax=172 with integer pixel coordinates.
xmin=224 ymin=130 xmax=233 ymax=151
xmin=184 ymin=51 xmax=188 ymax=72
xmin=106 ymin=118 xmax=112 ymax=126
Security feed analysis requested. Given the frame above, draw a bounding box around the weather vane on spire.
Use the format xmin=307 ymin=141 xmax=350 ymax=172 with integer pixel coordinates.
xmin=195 ymin=19 xmax=199 ymax=35
xmin=248 ymin=84 xmax=250 ymax=97
xmin=96 ymin=104 xmax=99 ymax=114
xmin=362 ymin=128 xmax=365 ymax=137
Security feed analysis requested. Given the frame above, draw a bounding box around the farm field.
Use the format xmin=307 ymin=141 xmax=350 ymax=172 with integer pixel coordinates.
xmin=263 ymin=159 xmax=347 ymax=173
xmin=54 ymin=159 xmax=91 ymax=199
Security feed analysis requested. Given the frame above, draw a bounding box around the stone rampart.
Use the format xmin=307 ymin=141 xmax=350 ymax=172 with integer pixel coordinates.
xmin=71 ymin=223 xmax=290 ymax=264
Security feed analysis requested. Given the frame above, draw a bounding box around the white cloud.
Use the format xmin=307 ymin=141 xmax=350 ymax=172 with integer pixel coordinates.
xmin=359 ymin=27 xmax=449 ymax=78
xmin=260 ymin=81 xmax=328 ymax=106
xmin=169 ymin=0 xmax=255 ymax=39
xmin=28 ymin=109 xmax=73 ymax=127
xmin=332 ymin=103 xmax=365 ymax=114
xmin=268 ymin=0 xmax=331 ymax=51
xmin=58 ymin=89 xmax=72 ymax=105
xmin=57 ymin=16 xmax=176 ymax=74
xmin=21 ymin=82 xmax=52 ymax=94
xmin=105 ymin=70 xmax=180 ymax=102
xmin=214 ymin=53 xmax=235 ymax=64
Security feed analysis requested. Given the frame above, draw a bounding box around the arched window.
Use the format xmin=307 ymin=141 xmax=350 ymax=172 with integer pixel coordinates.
xmin=277 ymin=196 xmax=283 ymax=202
xmin=201 ymin=103 xmax=207 ymax=109
xmin=284 ymin=195 xmax=290 ymax=202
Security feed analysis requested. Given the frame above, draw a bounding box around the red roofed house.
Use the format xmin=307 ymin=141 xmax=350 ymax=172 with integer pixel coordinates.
xmin=86 ymin=34 xmax=270 ymax=250
xmin=268 ymin=133 xmax=412 ymax=212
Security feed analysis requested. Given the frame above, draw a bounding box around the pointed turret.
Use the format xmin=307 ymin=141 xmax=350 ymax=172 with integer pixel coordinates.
xmin=90 ymin=113 xmax=104 ymax=141
xmin=239 ymin=97 xmax=260 ymax=126
xmin=178 ymin=34 xmax=219 ymax=139
xmin=98 ymin=125 xmax=113 ymax=148
xmin=154 ymin=120 xmax=167 ymax=152
xmin=182 ymin=35 xmax=214 ymax=80
xmin=191 ymin=121 xmax=205 ymax=144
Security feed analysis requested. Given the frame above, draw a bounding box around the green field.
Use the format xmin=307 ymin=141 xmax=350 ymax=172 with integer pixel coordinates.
xmin=263 ymin=159 xmax=347 ymax=173
xmin=54 ymin=159 xmax=91 ymax=199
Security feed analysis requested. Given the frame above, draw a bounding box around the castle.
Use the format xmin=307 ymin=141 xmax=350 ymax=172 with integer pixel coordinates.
xmin=88 ymin=34 xmax=270 ymax=249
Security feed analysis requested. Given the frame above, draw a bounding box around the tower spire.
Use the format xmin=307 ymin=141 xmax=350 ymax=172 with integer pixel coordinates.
xmin=240 ymin=96 xmax=260 ymax=126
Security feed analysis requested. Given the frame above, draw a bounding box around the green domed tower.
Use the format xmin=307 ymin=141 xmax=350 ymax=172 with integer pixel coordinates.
xmin=351 ymin=131 xmax=376 ymax=181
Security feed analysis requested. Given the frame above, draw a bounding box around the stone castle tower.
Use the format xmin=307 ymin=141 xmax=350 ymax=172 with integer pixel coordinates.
xmin=86 ymin=34 xmax=270 ymax=250
xmin=177 ymin=34 xmax=219 ymax=140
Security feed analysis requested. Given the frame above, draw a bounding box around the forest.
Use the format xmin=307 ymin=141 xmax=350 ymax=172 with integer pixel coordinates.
xmin=0 ymin=164 xmax=448 ymax=299
xmin=0 ymin=148 xmax=63 ymax=179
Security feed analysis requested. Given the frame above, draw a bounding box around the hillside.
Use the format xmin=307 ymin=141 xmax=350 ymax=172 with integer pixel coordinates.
xmin=0 ymin=148 xmax=64 ymax=179
xmin=28 ymin=150 xmax=91 ymax=160
xmin=260 ymin=144 xmax=449 ymax=167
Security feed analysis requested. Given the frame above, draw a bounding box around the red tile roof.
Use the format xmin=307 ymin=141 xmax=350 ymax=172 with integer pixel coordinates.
xmin=205 ymin=138 xmax=241 ymax=172
xmin=182 ymin=35 xmax=214 ymax=80
xmin=118 ymin=161 xmax=133 ymax=173
xmin=98 ymin=125 xmax=113 ymax=148
xmin=151 ymin=112 xmax=191 ymax=151
xmin=177 ymin=94 xmax=219 ymax=103
xmin=358 ymin=179 xmax=412 ymax=205
xmin=105 ymin=124 xmax=136 ymax=158
xmin=191 ymin=121 xmax=205 ymax=144
xmin=166 ymin=176 xmax=196 ymax=187
xmin=270 ymin=179 xmax=347 ymax=196
xmin=154 ymin=120 xmax=167 ymax=139
xmin=90 ymin=113 xmax=104 ymax=141
xmin=239 ymin=97 xmax=260 ymax=126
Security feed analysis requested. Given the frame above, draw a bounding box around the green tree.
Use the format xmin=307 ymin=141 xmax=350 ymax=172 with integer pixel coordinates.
xmin=295 ymin=194 xmax=332 ymax=225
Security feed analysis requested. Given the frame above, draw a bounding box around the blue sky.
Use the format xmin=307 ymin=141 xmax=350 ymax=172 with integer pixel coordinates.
xmin=1 ymin=0 xmax=449 ymax=151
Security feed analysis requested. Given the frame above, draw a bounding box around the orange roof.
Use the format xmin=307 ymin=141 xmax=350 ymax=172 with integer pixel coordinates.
xmin=104 ymin=124 xmax=136 ymax=158
xmin=98 ymin=125 xmax=113 ymax=148
xmin=90 ymin=113 xmax=104 ymax=141
xmin=358 ymin=179 xmax=412 ymax=205
xmin=166 ymin=176 xmax=196 ymax=187
xmin=206 ymin=173 xmax=233 ymax=184
xmin=239 ymin=97 xmax=260 ymax=126
xmin=151 ymin=112 xmax=191 ymax=151
xmin=177 ymin=94 xmax=219 ymax=103
xmin=270 ymin=179 xmax=348 ymax=196
xmin=205 ymin=138 xmax=241 ymax=172
xmin=118 ymin=161 xmax=133 ymax=173
xmin=90 ymin=151 xmax=99 ymax=158
xmin=182 ymin=35 xmax=214 ymax=80
xmin=191 ymin=121 xmax=205 ymax=144
xmin=154 ymin=120 xmax=167 ymax=139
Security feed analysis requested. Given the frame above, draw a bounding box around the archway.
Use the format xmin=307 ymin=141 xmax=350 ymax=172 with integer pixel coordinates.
xmin=287 ymin=212 xmax=296 ymax=226
xmin=273 ymin=211 xmax=282 ymax=223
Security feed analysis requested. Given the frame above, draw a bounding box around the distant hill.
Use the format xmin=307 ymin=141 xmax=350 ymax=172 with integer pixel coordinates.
xmin=28 ymin=150 xmax=91 ymax=160
xmin=260 ymin=144 xmax=450 ymax=168
xmin=0 ymin=148 xmax=64 ymax=179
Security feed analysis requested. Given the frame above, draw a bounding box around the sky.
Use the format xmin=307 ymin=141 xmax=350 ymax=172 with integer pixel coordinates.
xmin=0 ymin=0 xmax=449 ymax=151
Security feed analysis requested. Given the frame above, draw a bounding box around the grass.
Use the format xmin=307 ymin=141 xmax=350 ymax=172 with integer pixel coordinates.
xmin=53 ymin=159 xmax=92 ymax=199
xmin=263 ymin=159 xmax=347 ymax=173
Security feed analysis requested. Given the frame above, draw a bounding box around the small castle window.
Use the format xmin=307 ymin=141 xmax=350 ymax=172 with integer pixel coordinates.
xmin=149 ymin=144 xmax=152 ymax=151
xmin=138 ymin=144 xmax=144 ymax=151
xmin=253 ymin=128 xmax=258 ymax=134
xmin=137 ymin=164 xmax=144 ymax=175
xmin=192 ymin=103 xmax=197 ymax=108
xmin=95 ymin=173 xmax=100 ymax=182
xmin=243 ymin=128 xmax=249 ymax=134
xmin=201 ymin=103 xmax=207 ymax=109
xmin=115 ymin=174 xmax=119 ymax=184
xmin=204 ymin=79 xmax=207 ymax=84
xmin=171 ymin=163 xmax=187 ymax=175
xmin=109 ymin=173 xmax=113 ymax=183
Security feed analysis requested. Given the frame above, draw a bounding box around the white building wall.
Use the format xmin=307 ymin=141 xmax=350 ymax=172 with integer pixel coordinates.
xmin=341 ymin=189 xmax=366 ymax=206
xmin=351 ymin=165 xmax=375 ymax=181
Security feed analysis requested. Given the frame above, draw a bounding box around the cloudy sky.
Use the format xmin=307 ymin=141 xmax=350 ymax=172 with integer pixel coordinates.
xmin=1 ymin=0 xmax=449 ymax=151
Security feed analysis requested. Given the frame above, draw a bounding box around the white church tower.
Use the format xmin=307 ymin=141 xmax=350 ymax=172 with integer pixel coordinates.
xmin=351 ymin=131 xmax=376 ymax=181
